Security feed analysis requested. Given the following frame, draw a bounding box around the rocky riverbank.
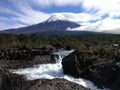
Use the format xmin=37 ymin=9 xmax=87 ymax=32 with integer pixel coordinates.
xmin=62 ymin=50 xmax=120 ymax=90
xmin=0 ymin=48 xmax=58 ymax=69
xmin=0 ymin=48 xmax=89 ymax=90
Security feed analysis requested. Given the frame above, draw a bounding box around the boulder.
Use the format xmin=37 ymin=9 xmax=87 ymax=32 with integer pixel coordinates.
xmin=0 ymin=67 xmax=36 ymax=90
xmin=29 ymin=79 xmax=89 ymax=90
xmin=62 ymin=50 xmax=120 ymax=89
xmin=62 ymin=51 xmax=102 ymax=77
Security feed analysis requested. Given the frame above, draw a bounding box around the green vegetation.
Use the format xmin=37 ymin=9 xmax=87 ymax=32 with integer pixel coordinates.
xmin=0 ymin=33 xmax=120 ymax=51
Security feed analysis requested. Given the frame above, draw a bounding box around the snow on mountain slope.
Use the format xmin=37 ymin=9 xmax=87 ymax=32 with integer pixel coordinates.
xmin=45 ymin=14 xmax=67 ymax=22
xmin=44 ymin=13 xmax=81 ymax=23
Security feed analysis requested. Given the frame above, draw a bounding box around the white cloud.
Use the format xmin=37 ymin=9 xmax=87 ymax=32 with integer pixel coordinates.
xmin=109 ymin=10 xmax=120 ymax=18
xmin=78 ymin=0 xmax=120 ymax=33
xmin=68 ymin=17 xmax=120 ymax=34
xmin=97 ymin=18 xmax=120 ymax=31
xmin=0 ymin=0 xmax=50 ymax=29
xmin=13 ymin=9 xmax=50 ymax=25
xmin=31 ymin=0 xmax=82 ymax=7
xmin=7 ymin=0 xmax=50 ymax=24
xmin=0 ymin=7 xmax=21 ymax=16
xmin=52 ymin=12 xmax=92 ymax=22
xmin=0 ymin=22 xmax=25 ymax=30
xmin=82 ymin=0 xmax=120 ymax=12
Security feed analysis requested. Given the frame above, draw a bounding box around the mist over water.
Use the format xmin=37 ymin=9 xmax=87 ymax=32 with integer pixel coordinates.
xmin=12 ymin=50 xmax=109 ymax=90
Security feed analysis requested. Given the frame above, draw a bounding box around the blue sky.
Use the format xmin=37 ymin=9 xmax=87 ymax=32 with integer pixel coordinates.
xmin=0 ymin=0 xmax=120 ymax=33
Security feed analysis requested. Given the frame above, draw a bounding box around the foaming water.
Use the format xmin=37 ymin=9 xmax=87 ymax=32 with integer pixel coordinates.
xmin=12 ymin=50 xmax=109 ymax=90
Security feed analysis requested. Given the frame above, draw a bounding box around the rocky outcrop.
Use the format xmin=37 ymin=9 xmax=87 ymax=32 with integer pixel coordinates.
xmin=0 ymin=67 xmax=89 ymax=90
xmin=0 ymin=48 xmax=58 ymax=69
xmin=0 ymin=67 xmax=37 ymax=90
xmin=0 ymin=67 xmax=4 ymax=90
xmin=62 ymin=50 xmax=120 ymax=89
xmin=0 ymin=48 xmax=55 ymax=60
xmin=29 ymin=79 xmax=89 ymax=90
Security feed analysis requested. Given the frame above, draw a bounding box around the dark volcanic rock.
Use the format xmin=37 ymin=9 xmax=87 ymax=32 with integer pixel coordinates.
xmin=0 ymin=67 xmax=4 ymax=90
xmin=29 ymin=79 xmax=89 ymax=90
xmin=100 ymin=62 xmax=120 ymax=90
xmin=0 ymin=48 xmax=58 ymax=69
xmin=62 ymin=50 xmax=120 ymax=89
xmin=0 ymin=67 xmax=37 ymax=90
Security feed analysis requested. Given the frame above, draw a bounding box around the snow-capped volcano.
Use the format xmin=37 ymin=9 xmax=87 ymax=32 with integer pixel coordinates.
xmin=1 ymin=14 xmax=99 ymax=35
xmin=1 ymin=14 xmax=81 ymax=34
xmin=45 ymin=14 xmax=67 ymax=22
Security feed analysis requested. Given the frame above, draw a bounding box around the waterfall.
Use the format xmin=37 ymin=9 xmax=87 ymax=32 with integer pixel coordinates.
xmin=11 ymin=50 xmax=109 ymax=90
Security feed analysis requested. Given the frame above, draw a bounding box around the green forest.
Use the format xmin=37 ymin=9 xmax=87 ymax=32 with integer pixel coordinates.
xmin=0 ymin=33 xmax=120 ymax=51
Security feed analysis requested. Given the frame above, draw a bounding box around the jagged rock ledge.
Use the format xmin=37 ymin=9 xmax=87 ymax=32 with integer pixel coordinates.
xmin=0 ymin=48 xmax=60 ymax=69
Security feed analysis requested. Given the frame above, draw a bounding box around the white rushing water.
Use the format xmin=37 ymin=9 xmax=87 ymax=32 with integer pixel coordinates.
xmin=12 ymin=50 xmax=109 ymax=90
